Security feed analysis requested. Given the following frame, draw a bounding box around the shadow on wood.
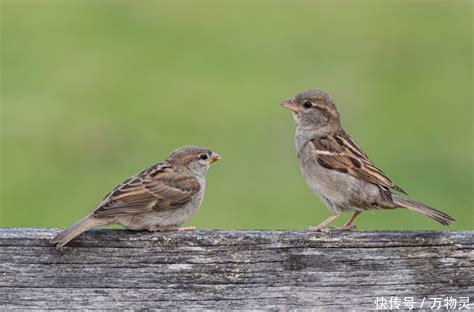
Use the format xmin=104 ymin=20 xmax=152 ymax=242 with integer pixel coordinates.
xmin=0 ymin=229 xmax=472 ymax=310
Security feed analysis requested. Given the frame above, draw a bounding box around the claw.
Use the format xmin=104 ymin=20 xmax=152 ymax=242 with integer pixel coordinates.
xmin=328 ymin=224 xmax=358 ymax=231
xmin=305 ymin=226 xmax=330 ymax=233
xmin=306 ymin=224 xmax=358 ymax=232
xmin=340 ymin=224 xmax=358 ymax=231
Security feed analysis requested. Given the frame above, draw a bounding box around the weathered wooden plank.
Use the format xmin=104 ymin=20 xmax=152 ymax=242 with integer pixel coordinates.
xmin=0 ymin=229 xmax=472 ymax=310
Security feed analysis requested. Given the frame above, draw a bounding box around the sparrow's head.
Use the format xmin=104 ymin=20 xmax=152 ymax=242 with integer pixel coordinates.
xmin=281 ymin=89 xmax=340 ymax=129
xmin=167 ymin=145 xmax=221 ymax=176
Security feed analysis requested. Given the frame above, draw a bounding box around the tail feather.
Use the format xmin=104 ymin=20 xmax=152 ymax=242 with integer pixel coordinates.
xmin=51 ymin=215 xmax=105 ymax=248
xmin=392 ymin=195 xmax=454 ymax=225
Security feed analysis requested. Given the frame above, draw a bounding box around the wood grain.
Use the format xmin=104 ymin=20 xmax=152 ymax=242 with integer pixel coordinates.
xmin=0 ymin=229 xmax=472 ymax=310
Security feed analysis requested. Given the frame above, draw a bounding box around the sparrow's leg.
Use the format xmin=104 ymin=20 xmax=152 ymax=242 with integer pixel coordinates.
xmin=147 ymin=226 xmax=196 ymax=232
xmin=306 ymin=213 xmax=341 ymax=232
xmin=340 ymin=211 xmax=361 ymax=231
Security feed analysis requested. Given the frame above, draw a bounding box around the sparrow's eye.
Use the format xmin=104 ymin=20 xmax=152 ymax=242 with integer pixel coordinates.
xmin=199 ymin=154 xmax=208 ymax=160
xmin=303 ymin=101 xmax=312 ymax=109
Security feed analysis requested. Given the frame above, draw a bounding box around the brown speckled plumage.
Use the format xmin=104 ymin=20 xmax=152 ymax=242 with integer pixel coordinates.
xmin=51 ymin=145 xmax=221 ymax=248
xmin=281 ymin=89 xmax=454 ymax=231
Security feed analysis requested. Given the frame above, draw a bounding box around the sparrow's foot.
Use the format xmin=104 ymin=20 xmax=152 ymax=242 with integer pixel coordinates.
xmin=305 ymin=224 xmax=357 ymax=232
xmin=305 ymin=214 xmax=342 ymax=233
xmin=340 ymin=224 xmax=358 ymax=231
xmin=305 ymin=226 xmax=331 ymax=233
xmin=147 ymin=226 xmax=196 ymax=232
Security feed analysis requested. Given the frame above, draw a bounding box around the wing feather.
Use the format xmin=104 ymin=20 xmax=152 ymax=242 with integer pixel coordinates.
xmin=93 ymin=163 xmax=201 ymax=218
xmin=312 ymin=131 xmax=407 ymax=194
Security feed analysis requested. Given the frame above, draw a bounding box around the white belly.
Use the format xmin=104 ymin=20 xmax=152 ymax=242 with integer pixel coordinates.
xmin=298 ymin=140 xmax=380 ymax=213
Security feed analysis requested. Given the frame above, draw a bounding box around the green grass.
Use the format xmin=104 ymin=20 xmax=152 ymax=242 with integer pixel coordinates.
xmin=1 ymin=0 xmax=472 ymax=230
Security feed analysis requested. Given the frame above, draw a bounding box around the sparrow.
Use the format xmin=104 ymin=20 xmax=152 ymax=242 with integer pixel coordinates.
xmin=281 ymin=89 xmax=454 ymax=231
xmin=51 ymin=145 xmax=221 ymax=248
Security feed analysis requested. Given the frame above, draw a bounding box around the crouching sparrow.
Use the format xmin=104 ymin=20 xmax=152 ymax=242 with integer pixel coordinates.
xmin=51 ymin=145 xmax=221 ymax=248
xmin=281 ymin=89 xmax=454 ymax=231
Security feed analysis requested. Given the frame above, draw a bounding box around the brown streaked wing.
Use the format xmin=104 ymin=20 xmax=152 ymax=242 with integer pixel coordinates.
xmin=93 ymin=163 xmax=173 ymax=218
xmin=334 ymin=129 xmax=369 ymax=160
xmin=143 ymin=173 xmax=201 ymax=210
xmin=93 ymin=182 xmax=156 ymax=217
xmin=336 ymin=131 xmax=406 ymax=194
xmin=311 ymin=135 xmax=344 ymax=153
xmin=100 ymin=163 xmax=170 ymax=201
xmin=313 ymin=133 xmax=407 ymax=194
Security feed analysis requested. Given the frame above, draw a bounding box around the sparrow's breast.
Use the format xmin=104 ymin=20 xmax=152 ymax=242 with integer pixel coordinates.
xmin=296 ymin=136 xmax=380 ymax=213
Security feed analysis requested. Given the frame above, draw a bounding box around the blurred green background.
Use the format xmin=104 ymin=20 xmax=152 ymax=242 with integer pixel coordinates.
xmin=1 ymin=1 xmax=472 ymax=230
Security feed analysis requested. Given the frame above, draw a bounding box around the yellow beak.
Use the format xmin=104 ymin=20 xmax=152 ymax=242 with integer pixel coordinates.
xmin=281 ymin=98 xmax=298 ymax=113
xmin=209 ymin=153 xmax=222 ymax=164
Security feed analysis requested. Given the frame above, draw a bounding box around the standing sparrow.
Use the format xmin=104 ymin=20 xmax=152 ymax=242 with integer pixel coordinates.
xmin=281 ymin=89 xmax=454 ymax=231
xmin=51 ymin=145 xmax=221 ymax=248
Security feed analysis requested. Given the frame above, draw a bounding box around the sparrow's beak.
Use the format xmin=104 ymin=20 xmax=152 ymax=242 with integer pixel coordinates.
xmin=209 ymin=153 xmax=221 ymax=164
xmin=281 ymin=98 xmax=298 ymax=113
